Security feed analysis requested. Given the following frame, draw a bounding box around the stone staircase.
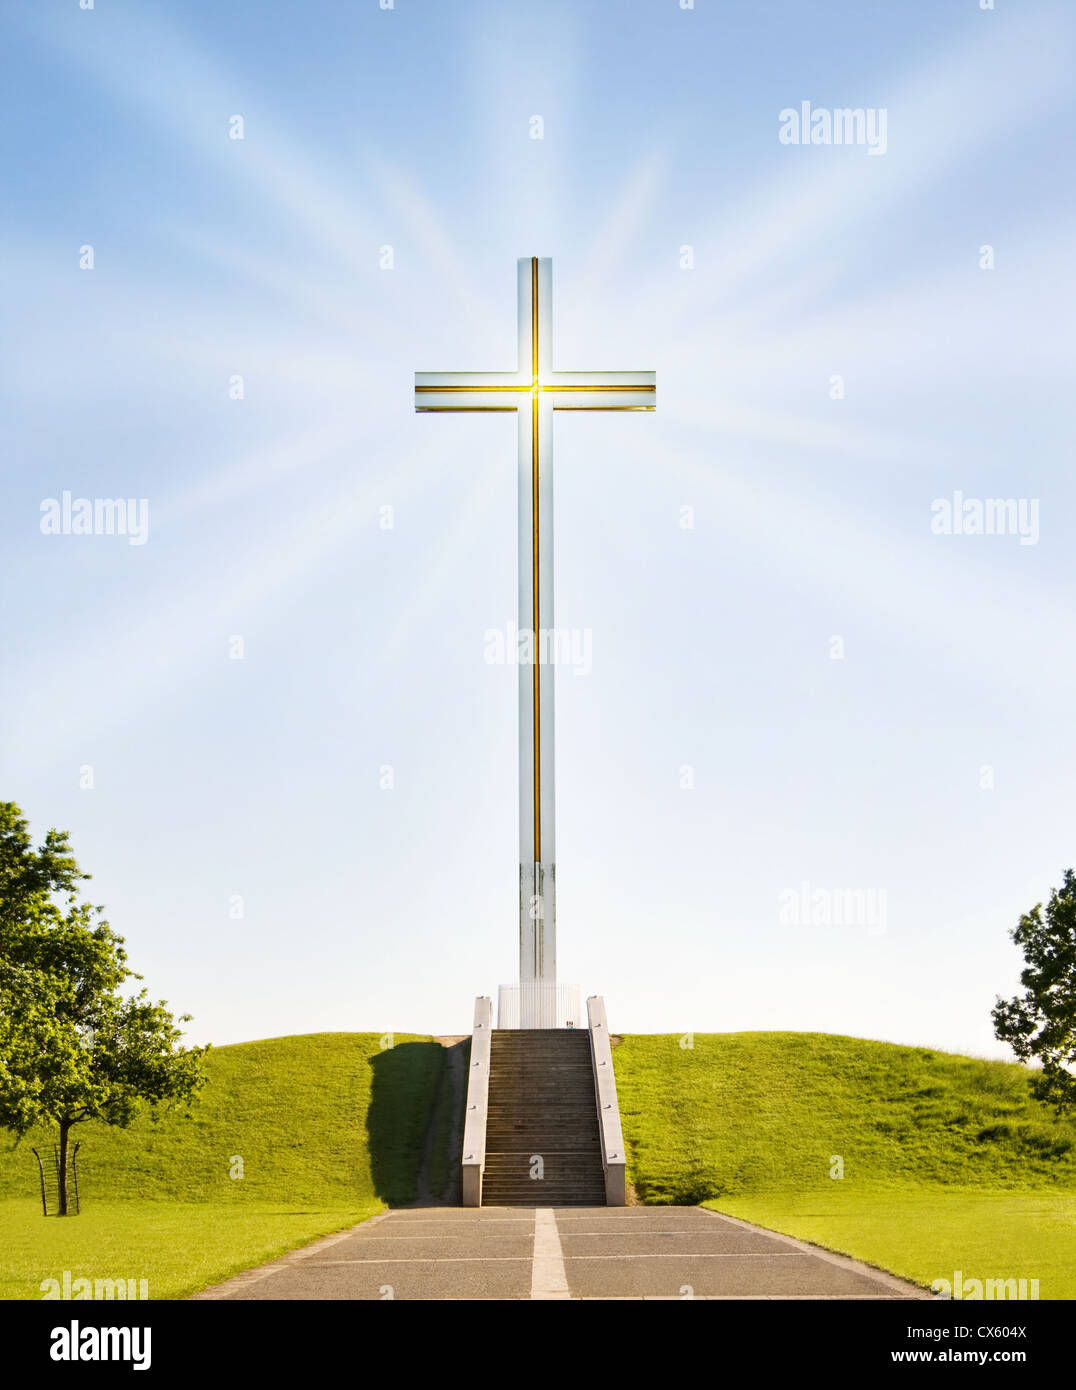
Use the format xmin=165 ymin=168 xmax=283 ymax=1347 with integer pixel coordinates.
xmin=482 ymin=1029 xmax=607 ymax=1206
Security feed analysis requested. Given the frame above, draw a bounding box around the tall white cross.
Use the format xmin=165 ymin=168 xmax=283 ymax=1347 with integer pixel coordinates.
xmin=415 ymin=258 xmax=655 ymax=1027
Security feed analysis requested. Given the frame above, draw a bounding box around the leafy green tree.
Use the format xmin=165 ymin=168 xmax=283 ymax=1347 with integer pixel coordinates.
xmin=993 ymin=869 xmax=1076 ymax=1114
xmin=0 ymin=801 xmax=208 ymax=1213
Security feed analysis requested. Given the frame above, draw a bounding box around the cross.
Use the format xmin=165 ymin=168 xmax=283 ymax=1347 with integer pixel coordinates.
xmin=415 ymin=258 xmax=655 ymax=1027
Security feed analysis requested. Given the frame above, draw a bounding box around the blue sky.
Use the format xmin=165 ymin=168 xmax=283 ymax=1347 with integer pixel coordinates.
xmin=2 ymin=0 xmax=1074 ymax=1055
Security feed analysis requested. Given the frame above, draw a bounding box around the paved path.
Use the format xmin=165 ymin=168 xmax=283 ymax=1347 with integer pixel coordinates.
xmin=192 ymin=1206 xmax=929 ymax=1301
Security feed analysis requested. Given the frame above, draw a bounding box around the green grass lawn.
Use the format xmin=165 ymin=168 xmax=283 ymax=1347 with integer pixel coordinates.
xmin=614 ymin=1032 xmax=1076 ymax=1300
xmin=614 ymin=1031 xmax=1076 ymax=1198
xmin=707 ymin=1188 xmax=1076 ymax=1300
xmin=0 ymin=1032 xmax=443 ymax=1299
xmin=0 ymin=1198 xmax=380 ymax=1301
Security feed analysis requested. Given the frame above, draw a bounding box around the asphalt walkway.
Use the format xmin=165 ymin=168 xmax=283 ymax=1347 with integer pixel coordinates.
xmin=192 ymin=1206 xmax=929 ymax=1301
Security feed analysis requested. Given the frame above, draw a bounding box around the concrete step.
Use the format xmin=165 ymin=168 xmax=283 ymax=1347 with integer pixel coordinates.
xmin=485 ymin=1152 xmax=604 ymax=1161
xmin=487 ymin=1120 xmax=600 ymax=1131
xmin=480 ymin=1198 xmax=606 ymax=1208
xmin=489 ymin=1068 xmax=594 ymax=1077
xmin=487 ymin=1116 xmax=597 ymax=1126
xmin=486 ymin=1133 xmax=599 ymax=1142
xmin=483 ymin=1186 xmax=606 ymax=1198
xmin=488 ymin=1104 xmax=595 ymax=1112
xmin=487 ymin=1124 xmax=600 ymax=1136
xmin=488 ymin=1076 xmax=595 ymax=1084
xmin=487 ymin=1115 xmax=600 ymax=1124
xmin=483 ymin=1181 xmax=605 ymax=1190
xmin=487 ymin=1077 xmax=596 ymax=1088
xmin=486 ymin=1131 xmax=599 ymax=1141
xmin=484 ymin=1177 xmax=605 ymax=1188
xmin=484 ymin=1174 xmax=605 ymax=1182
xmin=484 ymin=1174 xmax=605 ymax=1184
xmin=488 ymin=1099 xmax=596 ymax=1108
xmin=484 ymin=1166 xmax=603 ymax=1175
xmin=491 ymin=1049 xmax=591 ymax=1058
xmin=482 ymin=1191 xmax=606 ymax=1200
xmin=490 ymin=1089 xmax=595 ymax=1096
xmin=488 ymin=1100 xmax=597 ymax=1108
xmin=487 ymin=1121 xmax=597 ymax=1129
xmin=490 ymin=1069 xmax=592 ymax=1077
xmin=487 ymin=1104 xmax=597 ymax=1114
xmin=489 ymin=1086 xmax=595 ymax=1095
xmin=488 ymin=1096 xmax=596 ymax=1104
xmin=491 ymin=1044 xmax=590 ymax=1053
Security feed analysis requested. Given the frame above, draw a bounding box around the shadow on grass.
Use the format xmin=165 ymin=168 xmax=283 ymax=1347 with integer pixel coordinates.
xmin=367 ymin=1041 xmax=445 ymax=1206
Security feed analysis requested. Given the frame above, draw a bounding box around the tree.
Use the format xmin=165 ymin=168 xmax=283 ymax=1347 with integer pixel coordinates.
xmin=0 ymin=801 xmax=208 ymax=1213
xmin=992 ymin=869 xmax=1076 ymax=1114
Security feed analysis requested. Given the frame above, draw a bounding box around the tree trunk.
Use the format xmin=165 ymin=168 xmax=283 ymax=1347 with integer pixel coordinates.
xmin=57 ymin=1121 xmax=71 ymax=1217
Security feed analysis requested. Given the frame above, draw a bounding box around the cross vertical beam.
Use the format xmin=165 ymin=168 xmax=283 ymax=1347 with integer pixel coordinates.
xmin=415 ymin=257 xmax=655 ymax=1027
xmin=518 ymin=258 xmax=555 ymax=1011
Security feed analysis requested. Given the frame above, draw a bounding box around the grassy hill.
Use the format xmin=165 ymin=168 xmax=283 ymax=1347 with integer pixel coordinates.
xmin=9 ymin=1029 xmax=1069 ymax=1212
xmin=0 ymin=1032 xmax=444 ymax=1299
xmin=0 ymin=1032 xmax=444 ymax=1208
xmin=2 ymin=1027 xmax=1074 ymax=1298
xmin=614 ymin=1031 xmax=1076 ymax=1201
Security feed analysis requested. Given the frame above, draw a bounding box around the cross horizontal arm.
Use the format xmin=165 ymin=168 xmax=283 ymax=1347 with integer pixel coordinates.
xmin=415 ymin=371 xmax=530 ymax=412
xmin=544 ymin=370 xmax=655 ymax=411
xmin=415 ymin=370 xmax=656 ymax=412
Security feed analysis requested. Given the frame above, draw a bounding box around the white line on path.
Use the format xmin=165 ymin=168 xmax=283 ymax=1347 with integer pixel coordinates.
xmin=530 ymin=1209 xmax=571 ymax=1300
xmin=313 ymin=1257 xmax=529 ymax=1265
